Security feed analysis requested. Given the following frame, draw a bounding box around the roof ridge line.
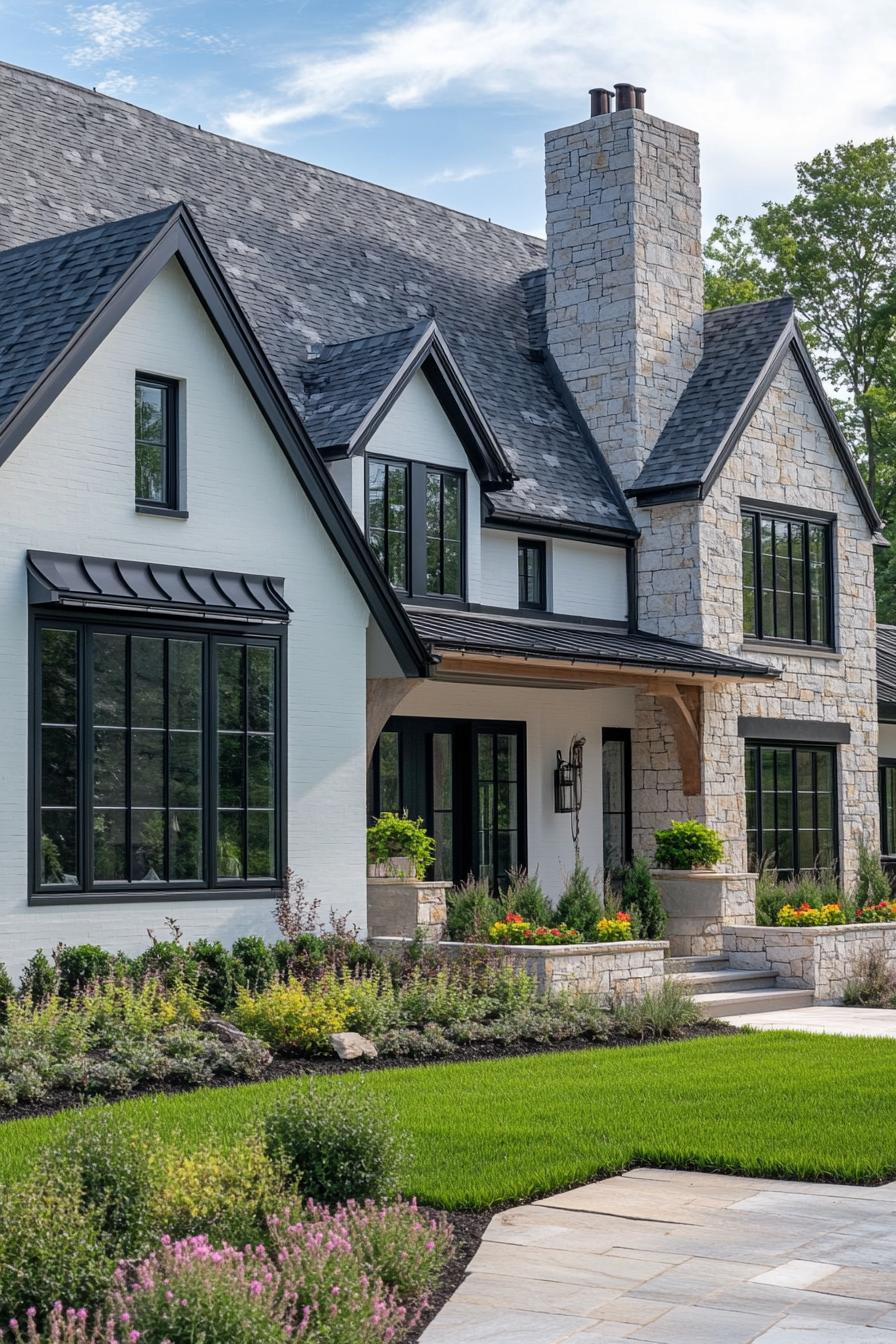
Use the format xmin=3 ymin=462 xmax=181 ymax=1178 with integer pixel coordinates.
xmin=0 ymin=60 xmax=547 ymax=249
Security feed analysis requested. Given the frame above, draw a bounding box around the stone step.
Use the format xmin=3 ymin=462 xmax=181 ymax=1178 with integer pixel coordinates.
xmin=670 ymin=967 xmax=779 ymax=994
xmin=692 ymin=987 xmax=815 ymax=1018
xmin=666 ymin=955 xmax=731 ymax=975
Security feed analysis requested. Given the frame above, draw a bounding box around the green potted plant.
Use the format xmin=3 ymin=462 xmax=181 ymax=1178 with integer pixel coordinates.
xmin=367 ymin=811 xmax=435 ymax=880
xmin=654 ymin=820 xmax=724 ymax=871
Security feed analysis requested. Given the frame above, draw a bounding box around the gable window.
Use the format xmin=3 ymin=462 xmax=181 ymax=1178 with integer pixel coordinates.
xmin=741 ymin=508 xmax=833 ymax=646
xmin=366 ymin=459 xmax=465 ymax=601
xmin=745 ymin=740 xmax=837 ymax=879
xmin=518 ymin=539 xmax=547 ymax=610
xmin=34 ymin=618 xmax=282 ymax=897
xmin=425 ymin=469 xmax=462 ymax=597
xmin=367 ymin=460 xmax=408 ymax=590
xmin=135 ymin=375 xmax=179 ymax=511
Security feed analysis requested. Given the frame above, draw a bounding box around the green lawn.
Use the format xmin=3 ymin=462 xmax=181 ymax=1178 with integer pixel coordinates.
xmin=1 ymin=1032 xmax=894 ymax=1208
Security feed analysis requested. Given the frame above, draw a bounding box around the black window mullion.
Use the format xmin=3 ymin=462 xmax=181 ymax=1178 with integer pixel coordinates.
xmin=242 ymin=643 xmax=249 ymax=882
xmin=787 ymin=522 xmax=795 ymax=642
xmin=124 ymin=634 xmax=133 ymax=883
xmin=162 ymin=638 xmax=170 ymax=883
xmin=79 ymin=627 xmax=89 ymax=893
xmin=804 ymin=520 xmax=814 ymax=643
xmin=205 ymin=637 xmax=216 ymax=887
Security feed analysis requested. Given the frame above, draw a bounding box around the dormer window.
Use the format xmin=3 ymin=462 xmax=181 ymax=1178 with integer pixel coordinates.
xmin=366 ymin=458 xmax=465 ymax=602
xmin=741 ymin=506 xmax=833 ymax=647
xmin=135 ymin=374 xmax=181 ymax=513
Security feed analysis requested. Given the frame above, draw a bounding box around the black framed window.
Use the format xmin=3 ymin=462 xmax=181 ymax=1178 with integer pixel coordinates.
xmin=366 ymin=459 xmax=465 ymax=601
xmin=602 ymin=728 xmax=631 ymax=872
xmin=880 ymin=761 xmax=896 ymax=857
xmin=518 ymin=539 xmax=547 ymax=610
xmin=135 ymin=375 xmax=179 ymax=510
xmin=367 ymin=460 xmax=409 ymax=590
xmin=368 ymin=717 xmax=526 ymax=892
xmin=425 ymin=468 xmax=463 ymax=597
xmin=741 ymin=508 xmax=833 ymax=646
xmin=745 ymin=740 xmax=837 ymax=879
xmin=34 ymin=617 xmax=282 ymax=898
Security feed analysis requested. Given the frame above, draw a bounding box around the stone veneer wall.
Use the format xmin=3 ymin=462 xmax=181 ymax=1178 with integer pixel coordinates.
xmin=723 ymin=923 xmax=896 ymax=1003
xmin=371 ymin=937 xmax=668 ymax=1005
xmin=632 ymin=353 xmax=879 ymax=882
xmin=544 ymin=107 xmax=703 ymax=495
xmin=652 ymin=870 xmax=756 ymax=957
xmin=366 ymin=879 xmax=450 ymax=942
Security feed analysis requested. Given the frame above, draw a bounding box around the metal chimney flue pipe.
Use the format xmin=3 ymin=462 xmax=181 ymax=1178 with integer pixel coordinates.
xmin=614 ymin=83 xmax=637 ymax=111
xmin=634 ymin=86 xmax=646 ymax=110
xmin=589 ymin=87 xmax=614 ymax=117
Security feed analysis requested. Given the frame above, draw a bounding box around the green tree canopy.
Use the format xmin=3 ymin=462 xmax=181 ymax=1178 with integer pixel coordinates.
xmin=703 ymin=139 xmax=896 ymax=618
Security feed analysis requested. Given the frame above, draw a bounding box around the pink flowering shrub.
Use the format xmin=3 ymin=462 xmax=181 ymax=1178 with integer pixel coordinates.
xmin=270 ymin=1198 xmax=453 ymax=1305
xmin=3 ymin=1198 xmax=452 ymax=1344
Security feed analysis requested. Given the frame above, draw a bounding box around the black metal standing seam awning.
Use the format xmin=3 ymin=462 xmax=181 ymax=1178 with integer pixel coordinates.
xmin=27 ymin=551 xmax=291 ymax=623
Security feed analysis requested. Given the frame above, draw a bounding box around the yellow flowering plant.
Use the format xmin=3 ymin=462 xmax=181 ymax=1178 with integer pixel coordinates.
xmin=777 ymin=902 xmax=845 ymax=927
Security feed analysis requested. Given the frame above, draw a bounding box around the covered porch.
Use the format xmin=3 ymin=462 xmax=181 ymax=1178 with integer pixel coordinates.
xmin=367 ymin=610 xmax=775 ymax=900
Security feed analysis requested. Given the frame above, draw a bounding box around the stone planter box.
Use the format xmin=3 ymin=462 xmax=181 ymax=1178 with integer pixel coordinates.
xmin=366 ymin=878 xmax=449 ymax=942
xmin=652 ymin=870 xmax=756 ymax=956
xmin=370 ymin=936 xmax=668 ymax=1005
xmin=722 ymin=923 xmax=896 ymax=1003
xmin=367 ymin=857 xmax=415 ymax=879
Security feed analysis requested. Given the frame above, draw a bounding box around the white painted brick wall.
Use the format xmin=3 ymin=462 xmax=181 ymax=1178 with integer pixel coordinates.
xmin=0 ymin=259 xmax=372 ymax=976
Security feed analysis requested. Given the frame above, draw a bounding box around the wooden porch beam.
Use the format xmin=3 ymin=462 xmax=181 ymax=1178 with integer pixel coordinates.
xmin=366 ymin=677 xmax=422 ymax=764
xmin=650 ymin=682 xmax=702 ymax=796
xmin=432 ymin=651 xmax=732 ymax=690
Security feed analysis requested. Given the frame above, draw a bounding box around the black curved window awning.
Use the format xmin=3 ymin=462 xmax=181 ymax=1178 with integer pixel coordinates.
xmin=27 ymin=551 xmax=291 ymax=624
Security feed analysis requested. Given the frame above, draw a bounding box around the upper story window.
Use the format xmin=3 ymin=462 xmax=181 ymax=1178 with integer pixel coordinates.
xmin=741 ymin=507 xmax=833 ymax=647
xmin=518 ymin=539 xmax=546 ymax=610
xmin=366 ymin=458 xmax=465 ymax=602
xmin=34 ymin=618 xmax=281 ymax=897
xmin=425 ymin=468 xmax=462 ymax=598
xmin=135 ymin=375 xmax=179 ymax=512
xmin=367 ymin=460 xmax=408 ymax=590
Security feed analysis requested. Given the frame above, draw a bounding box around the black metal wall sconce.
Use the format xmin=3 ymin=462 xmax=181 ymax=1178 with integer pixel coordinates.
xmin=554 ymin=736 xmax=585 ymax=814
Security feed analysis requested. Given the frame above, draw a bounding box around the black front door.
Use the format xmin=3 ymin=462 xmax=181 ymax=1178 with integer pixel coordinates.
xmin=368 ymin=717 xmax=526 ymax=891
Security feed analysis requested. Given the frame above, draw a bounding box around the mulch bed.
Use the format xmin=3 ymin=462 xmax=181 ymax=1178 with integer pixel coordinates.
xmin=0 ymin=1021 xmax=736 ymax=1126
xmin=408 ymin=1206 xmax=492 ymax=1342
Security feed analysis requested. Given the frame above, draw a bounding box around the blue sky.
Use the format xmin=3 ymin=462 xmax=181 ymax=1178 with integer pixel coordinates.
xmin=3 ymin=0 xmax=895 ymax=237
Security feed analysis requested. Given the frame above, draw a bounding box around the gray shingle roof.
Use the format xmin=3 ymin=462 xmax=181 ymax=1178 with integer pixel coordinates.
xmin=0 ymin=62 xmax=634 ymax=536
xmin=631 ymin=297 xmax=796 ymax=497
xmin=409 ymin=609 xmax=776 ymax=679
xmin=878 ymin=625 xmax=896 ymax=710
xmin=0 ymin=204 xmax=177 ymax=430
xmin=302 ymin=322 xmax=430 ymax=453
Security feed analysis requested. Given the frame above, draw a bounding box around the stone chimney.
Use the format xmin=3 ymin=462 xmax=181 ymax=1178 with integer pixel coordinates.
xmin=544 ymin=86 xmax=703 ymax=495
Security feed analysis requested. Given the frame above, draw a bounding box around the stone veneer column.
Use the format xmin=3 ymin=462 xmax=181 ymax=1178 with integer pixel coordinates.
xmin=544 ymin=105 xmax=703 ymax=494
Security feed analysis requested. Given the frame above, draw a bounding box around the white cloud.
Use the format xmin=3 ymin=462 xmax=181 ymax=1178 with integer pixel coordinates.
xmin=67 ymin=2 xmax=152 ymax=67
xmin=425 ymin=164 xmax=492 ymax=183
xmin=94 ymin=68 xmax=137 ymax=96
xmin=222 ymin=0 xmax=896 ymax=218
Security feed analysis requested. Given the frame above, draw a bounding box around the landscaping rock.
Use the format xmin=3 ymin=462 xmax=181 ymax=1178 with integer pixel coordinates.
xmin=330 ymin=1032 xmax=378 ymax=1061
xmin=201 ymin=1015 xmax=255 ymax=1047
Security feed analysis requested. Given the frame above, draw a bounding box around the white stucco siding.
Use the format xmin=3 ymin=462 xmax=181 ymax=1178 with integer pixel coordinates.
xmin=552 ymin=540 xmax=628 ymax=621
xmin=0 ymin=259 xmax=372 ymax=975
xmin=395 ymin=680 xmax=636 ymax=899
xmin=359 ymin=370 xmax=483 ymax=602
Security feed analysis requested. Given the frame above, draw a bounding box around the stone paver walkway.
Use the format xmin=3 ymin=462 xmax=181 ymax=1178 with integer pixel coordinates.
xmin=721 ymin=1007 xmax=896 ymax=1036
xmin=420 ymin=1168 xmax=896 ymax=1342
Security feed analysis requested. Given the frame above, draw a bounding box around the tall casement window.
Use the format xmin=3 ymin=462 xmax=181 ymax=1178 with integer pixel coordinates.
xmin=744 ymin=741 xmax=837 ymax=879
xmin=741 ymin=508 xmax=833 ymax=646
xmin=367 ymin=460 xmax=409 ymax=590
xmin=880 ymin=761 xmax=896 ymax=857
xmin=135 ymin=375 xmax=179 ymax=510
xmin=34 ymin=619 xmax=282 ymax=896
xmin=366 ymin=459 xmax=464 ymax=601
xmin=518 ymin=539 xmax=547 ymax=610
xmin=425 ymin=469 xmax=462 ymax=597
xmin=602 ymin=728 xmax=632 ymax=872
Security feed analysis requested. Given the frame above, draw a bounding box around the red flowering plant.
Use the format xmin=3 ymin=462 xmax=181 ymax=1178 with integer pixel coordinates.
xmin=595 ymin=911 xmax=634 ymax=942
xmin=856 ymin=900 xmax=896 ymax=923
xmin=488 ymin=913 xmax=583 ymax=946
